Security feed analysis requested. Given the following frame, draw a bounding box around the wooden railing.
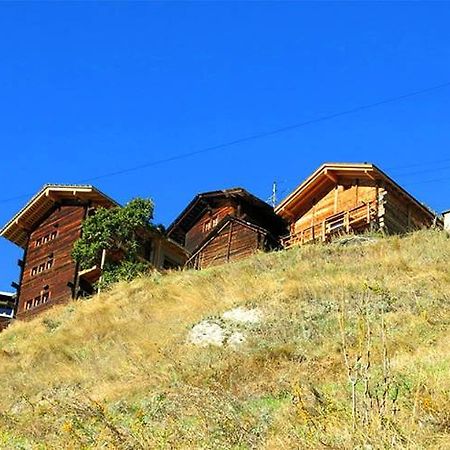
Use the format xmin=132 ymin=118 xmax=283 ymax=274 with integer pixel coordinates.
xmin=281 ymin=201 xmax=378 ymax=248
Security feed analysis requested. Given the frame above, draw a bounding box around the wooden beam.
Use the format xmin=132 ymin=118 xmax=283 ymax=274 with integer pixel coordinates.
xmin=364 ymin=169 xmax=376 ymax=181
xmin=226 ymin=221 xmax=234 ymax=262
xmin=324 ymin=169 xmax=338 ymax=184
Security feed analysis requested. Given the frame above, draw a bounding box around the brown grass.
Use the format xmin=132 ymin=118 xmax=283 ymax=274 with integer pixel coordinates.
xmin=0 ymin=230 xmax=449 ymax=449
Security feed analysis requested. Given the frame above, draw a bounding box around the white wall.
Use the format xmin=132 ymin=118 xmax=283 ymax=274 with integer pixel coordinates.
xmin=444 ymin=212 xmax=450 ymax=231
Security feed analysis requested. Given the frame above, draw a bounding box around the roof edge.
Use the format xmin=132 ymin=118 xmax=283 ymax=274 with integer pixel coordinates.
xmin=1 ymin=184 xmax=119 ymax=246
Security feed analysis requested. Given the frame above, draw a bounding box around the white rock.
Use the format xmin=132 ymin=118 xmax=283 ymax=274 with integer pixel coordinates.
xmin=188 ymin=321 xmax=225 ymax=347
xmin=222 ymin=307 xmax=262 ymax=324
xmin=228 ymin=332 xmax=246 ymax=349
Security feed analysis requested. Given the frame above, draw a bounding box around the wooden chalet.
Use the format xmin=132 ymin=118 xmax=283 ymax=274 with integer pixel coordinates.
xmin=167 ymin=188 xmax=287 ymax=269
xmin=0 ymin=185 xmax=187 ymax=321
xmin=0 ymin=292 xmax=15 ymax=331
xmin=275 ymin=163 xmax=439 ymax=247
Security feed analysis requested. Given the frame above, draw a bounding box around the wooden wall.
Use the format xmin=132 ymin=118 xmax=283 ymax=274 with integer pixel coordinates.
xmin=190 ymin=219 xmax=264 ymax=269
xmin=0 ymin=318 xmax=10 ymax=331
xmin=148 ymin=235 xmax=187 ymax=269
xmin=184 ymin=205 xmax=235 ymax=253
xmin=293 ymin=180 xmax=378 ymax=234
xmin=17 ymin=204 xmax=86 ymax=319
xmin=382 ymin=188 xmax=435 ymax=234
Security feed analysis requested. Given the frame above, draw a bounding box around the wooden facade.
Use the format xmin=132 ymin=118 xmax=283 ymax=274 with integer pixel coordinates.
xmin=275 ymin=163 xmax=440 ymax=247
xmin=0 ymin=185 xmax=187 ymax=322
xmin=167 ymin=188 xmax=287 ymax=269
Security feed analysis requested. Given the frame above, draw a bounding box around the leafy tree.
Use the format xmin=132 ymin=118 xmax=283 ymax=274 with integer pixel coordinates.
xmin=72 ymin=198 xmax=155 ymax=289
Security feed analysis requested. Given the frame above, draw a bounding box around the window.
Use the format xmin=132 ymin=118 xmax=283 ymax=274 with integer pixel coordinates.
xmin=41 ymin=292 xmax=49 ymax=304
xmin=24 ymin=290 xmax=50 ymax=312
xmin=30 ymin=255 xmax=54 ymax=277
xmin=202 ymin=216 xmax=219 ymax=233
xmin=35 ymin=229 xmax=58 ymax=247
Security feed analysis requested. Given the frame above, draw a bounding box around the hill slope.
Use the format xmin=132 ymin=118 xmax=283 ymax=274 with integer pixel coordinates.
xmin=0 ymin=231 xmax=449 ymax=449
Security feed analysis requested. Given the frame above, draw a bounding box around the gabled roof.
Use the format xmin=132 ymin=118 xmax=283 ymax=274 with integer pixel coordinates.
xmin=167 ymin=187 xmax=278 ymax=242
xmin=1 ymin=184 xmax=118 ymax=248
xmin=0 ymin=291 xmax=15 ymax=302
xmin=275 ymin=162 xmax=436 ymax=220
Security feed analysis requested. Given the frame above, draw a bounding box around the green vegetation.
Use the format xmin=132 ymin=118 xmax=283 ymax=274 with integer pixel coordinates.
xmin=1 ymin=230 xmax=449 ymax=449
xmin=72 ymin=198 xmax=155 ymax=288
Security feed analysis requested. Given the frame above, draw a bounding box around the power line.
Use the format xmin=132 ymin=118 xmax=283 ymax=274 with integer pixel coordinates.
xmin=389 ymin=164 xmax=450 ymax=179
xmin=77 ymin=80 xmax=450 ymax=183
xmin=386 ymin=157 xmax=450 ymax=172
xmin=2 ymin=79 xmax=450 ymax=205
xmin=404 ymin=174 xmax=450 ymax=186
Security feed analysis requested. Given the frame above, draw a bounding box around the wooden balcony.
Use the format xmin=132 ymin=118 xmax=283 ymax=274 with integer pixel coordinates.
xmin=281 ymin=201 xmax=378 ymax=249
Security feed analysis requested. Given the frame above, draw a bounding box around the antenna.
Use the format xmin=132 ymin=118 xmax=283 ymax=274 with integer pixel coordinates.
xmin=271 ymin=181 xmax=277 ymax=207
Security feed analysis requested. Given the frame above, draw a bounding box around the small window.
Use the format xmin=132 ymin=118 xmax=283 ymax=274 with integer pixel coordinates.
xmin=31 ymin=255 xmax=54 ymax=277
xmin=24 ymin=291 xmax=51 ymax=311
xmin=35 ymin=230 xmax=58 ymax=247
xmin=203 ymin=216 xmax=218 ymax=233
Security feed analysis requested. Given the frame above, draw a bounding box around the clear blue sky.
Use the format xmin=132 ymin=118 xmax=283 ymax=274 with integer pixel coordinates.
xmin=1 ymin=2 xmax=450 ymax=290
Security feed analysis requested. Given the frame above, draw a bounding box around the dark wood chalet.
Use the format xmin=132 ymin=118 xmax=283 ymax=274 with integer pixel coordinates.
xmin=275 ymin=162 xmax=440 ymax=247
xmin=167 ymin=188 xmax=287 ymax=269
xmin=0 ymin=184 xmax=187 ymax=322
xmin=0 ymin=292 xmax=15 ymax=331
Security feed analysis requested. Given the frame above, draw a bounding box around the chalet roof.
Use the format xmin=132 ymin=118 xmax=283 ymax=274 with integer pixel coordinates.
xmin=1 ymin=184 xmax=118 ymax=249
xmin=167 ymin=187 xmax=278 ymax=240
xmin=0 ymin=292 xmax=15 ymax=301
xmin=275 ymin=162 xmax=437 ymax=220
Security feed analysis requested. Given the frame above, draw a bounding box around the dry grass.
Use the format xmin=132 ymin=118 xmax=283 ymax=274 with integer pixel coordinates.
xmin=0 ymin=230 xmax=449 ymax=449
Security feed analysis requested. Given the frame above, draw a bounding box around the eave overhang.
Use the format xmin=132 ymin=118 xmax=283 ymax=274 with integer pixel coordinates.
xmin=275 ymin=162 xmax=437 ymax=221
xmin=167 ymin=187 xmax=275 ymax=240
xmin=0 ymin=184 xmax=118 ymax=249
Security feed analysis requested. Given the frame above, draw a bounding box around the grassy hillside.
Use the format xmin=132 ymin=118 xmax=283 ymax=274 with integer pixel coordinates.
xmin=0 ymin=230 xmax=449 ymax=449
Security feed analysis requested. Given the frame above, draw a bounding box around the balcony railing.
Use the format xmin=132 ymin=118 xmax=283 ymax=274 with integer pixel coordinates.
xmin=281 ymin=201 xmax=378 ymax=248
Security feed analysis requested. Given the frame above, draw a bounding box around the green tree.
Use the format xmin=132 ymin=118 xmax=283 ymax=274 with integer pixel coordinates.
xmin=72 ymin=198 xmax=155 ymax=289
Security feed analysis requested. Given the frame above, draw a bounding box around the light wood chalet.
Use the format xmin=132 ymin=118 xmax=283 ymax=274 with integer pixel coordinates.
xmin=275 ymin=163 xmax=440 ymax=247
xmin=0 ymin=291 xmax=15 ymax=331
xmin=167 ymin=188 xmax=287 ymax=269
xmin=0 ymin=185 xmax=187 ymax=321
